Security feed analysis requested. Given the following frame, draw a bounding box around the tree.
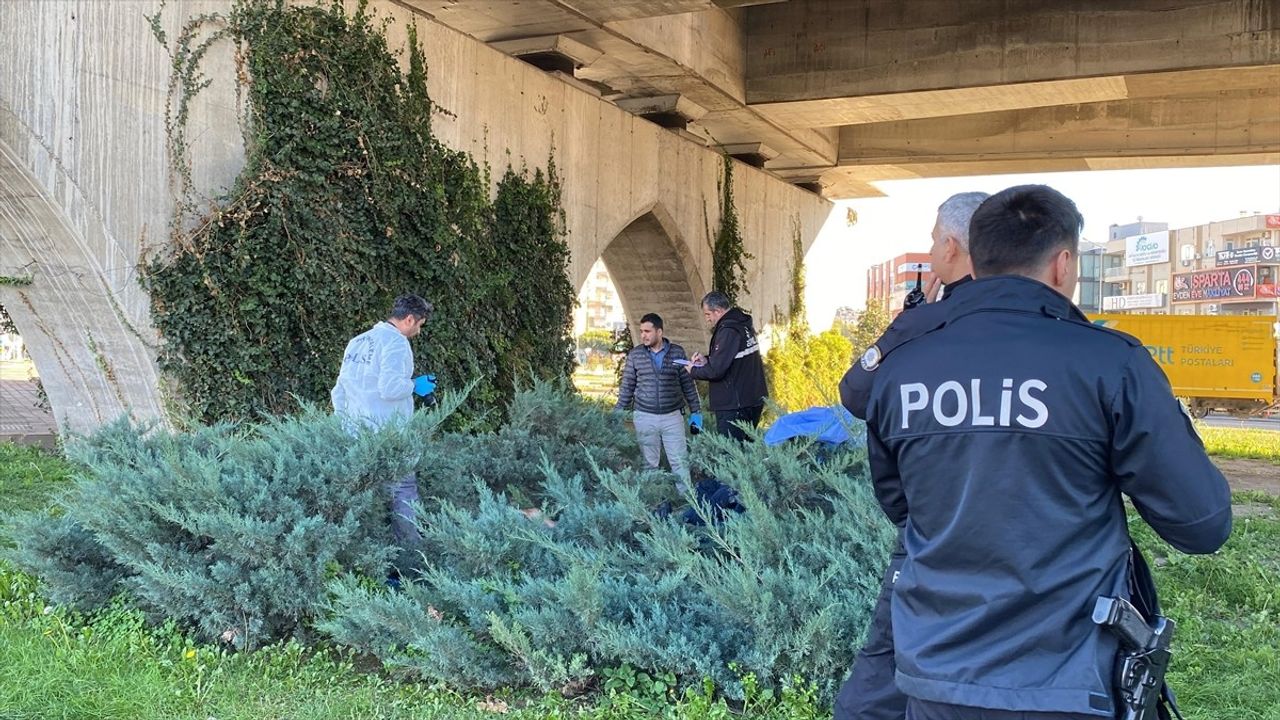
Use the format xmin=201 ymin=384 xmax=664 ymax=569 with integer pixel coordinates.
xmin=576 ymin=329 xmax=613 ymax=354
xmin=841 ymin=303 xmax=890 ymax=356
xmin=14 ymin=383 xmax=893 ymax=703
xmin=765 ymin=329 xmax=854 ymax=413
xmin=830 ymin=305 xmax=859 ymax=330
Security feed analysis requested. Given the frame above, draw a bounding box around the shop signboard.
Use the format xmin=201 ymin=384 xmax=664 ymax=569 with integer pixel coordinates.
xmin=1172 ymin=266 xmax=1258 ymax=303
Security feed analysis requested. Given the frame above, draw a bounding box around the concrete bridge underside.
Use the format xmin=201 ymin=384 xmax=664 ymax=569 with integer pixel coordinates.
xmin=408 ymin=0 xmax=1280 ymax=197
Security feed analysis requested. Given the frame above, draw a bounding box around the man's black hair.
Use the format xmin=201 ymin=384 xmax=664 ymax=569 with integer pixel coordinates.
xmin=389 ymin=294 xmax=433 ymax=321
xmin=969 ymin=185 xmax=1084 ymax=277
xmin=640 ymin=313 xmax=663 ymax=329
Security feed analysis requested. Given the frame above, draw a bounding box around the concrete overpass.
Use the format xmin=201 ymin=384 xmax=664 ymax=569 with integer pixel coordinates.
xmin=410 ymin=0 xmax=1279 ymax=196
xmin=1 ymin=0 xmax=1277 ymax=433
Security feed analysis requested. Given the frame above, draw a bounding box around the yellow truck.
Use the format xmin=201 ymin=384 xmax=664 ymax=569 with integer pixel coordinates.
xmin=1089 ymin=314 xmax=1279 ymax=417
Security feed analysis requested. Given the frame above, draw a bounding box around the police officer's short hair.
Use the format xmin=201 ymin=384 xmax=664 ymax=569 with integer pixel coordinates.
xmin=969 ymin=185 xmax=1084 ymax=276
xmin=701 ymin=291 xmax=731 ymax=311
xmin=390 ymin=294 xmax=433 ymax=322
xmin=640 ymin=313 xmax=663 ymax=329
xmin=937 ymin=191 xmax=990 ymax=251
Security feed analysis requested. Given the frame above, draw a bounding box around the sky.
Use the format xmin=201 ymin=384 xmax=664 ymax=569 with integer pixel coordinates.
xmin=802 ymin=164 xmax=1280 ymax=330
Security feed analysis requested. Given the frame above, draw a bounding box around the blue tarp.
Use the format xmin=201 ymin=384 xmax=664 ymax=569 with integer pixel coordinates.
xmin=762 ymin=405 xmax=865 ymax=447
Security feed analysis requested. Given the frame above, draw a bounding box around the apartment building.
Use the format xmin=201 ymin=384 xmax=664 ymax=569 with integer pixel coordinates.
xmin=866 ymin=252 xmax=935 ymax=317
xmin=1101 ymin=214 xmax=1280 ymax=317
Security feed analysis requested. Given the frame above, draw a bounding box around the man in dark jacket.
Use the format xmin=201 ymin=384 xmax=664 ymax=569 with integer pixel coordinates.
xmin=834 ymin=190 xmax=988 ymax=720
xmin=616 ymin=313 xmax=702 ymax=484
xmin=865 ymin=185 xmax=1231 ymax=719
xmin=686 ymin=291 xmax=768 ymax=441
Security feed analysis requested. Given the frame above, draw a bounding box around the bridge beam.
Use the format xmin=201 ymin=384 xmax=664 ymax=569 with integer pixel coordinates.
xmin=746 ymin=0 xmax=1280 ymax=106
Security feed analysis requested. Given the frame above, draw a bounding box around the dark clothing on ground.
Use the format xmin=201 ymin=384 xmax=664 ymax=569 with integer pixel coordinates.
xmin=689 ymin=308 xmax=767 ymax=412
xmin=678 ymin=476 xmax=746 ymax=526
xmin=616 ymin=339 xmax=701 ymax=415
xmin=865 ymin=276 xmax=1232 ymax=716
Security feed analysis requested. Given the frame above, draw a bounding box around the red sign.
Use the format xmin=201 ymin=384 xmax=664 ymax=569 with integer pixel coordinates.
xmin=1259 ymin=284 xmax=1278 ymax=298
xmin=1172 ymin=265 xmax=1259 ymax=303
xmin=1266 ymin=214 xmax=1280 ymax=229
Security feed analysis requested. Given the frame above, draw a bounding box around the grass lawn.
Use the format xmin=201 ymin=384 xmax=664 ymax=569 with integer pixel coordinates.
xmin=0 ymin=441 xmax=71 ymax=516
xmin=1 ymin=441 xmax=1277 ymax=719
xmin=1130 ymin=492 xmax=1280 ymax=718
xmin=1199 ymin=425 xmax=1280 ymax=464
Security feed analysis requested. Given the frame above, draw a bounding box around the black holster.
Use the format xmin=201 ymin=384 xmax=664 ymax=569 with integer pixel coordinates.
xmin=1123 ymin=539 xmax=1181 ymax=720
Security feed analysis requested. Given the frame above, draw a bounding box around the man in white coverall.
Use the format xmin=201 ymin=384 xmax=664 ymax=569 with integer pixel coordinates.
xmin=332 ymin=294 xmax=436 ymax=581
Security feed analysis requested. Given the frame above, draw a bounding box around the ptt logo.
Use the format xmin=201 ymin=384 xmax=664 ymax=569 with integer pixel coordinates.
xmin=1145 ymin=345 xmax=1175 ymax=365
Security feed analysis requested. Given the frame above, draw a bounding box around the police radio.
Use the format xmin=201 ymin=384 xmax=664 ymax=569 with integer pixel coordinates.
xmin=902 ymin=262 xmax=932 ymax=310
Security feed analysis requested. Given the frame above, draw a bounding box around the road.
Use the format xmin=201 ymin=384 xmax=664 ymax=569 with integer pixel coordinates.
xmin=1202 ymin=414 xmax=1280 ymax=432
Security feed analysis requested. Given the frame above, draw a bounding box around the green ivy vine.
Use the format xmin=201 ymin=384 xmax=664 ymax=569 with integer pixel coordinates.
xmin=787 ymin=213 xmax=805 ymax=329
xmin=783 ymin=210 xmax=803 ymax=338
xmin=711 ymin=155 xmax=752 ymax=306
xmin=143 ymin=0 xmax=573 ymax=426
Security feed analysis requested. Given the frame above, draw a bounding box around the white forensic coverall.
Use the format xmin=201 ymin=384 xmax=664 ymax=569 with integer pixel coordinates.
xmin=331 ymin=320 xmax=420 ymax=575
xmin=331 ymin=321 xmax=416 ymax=428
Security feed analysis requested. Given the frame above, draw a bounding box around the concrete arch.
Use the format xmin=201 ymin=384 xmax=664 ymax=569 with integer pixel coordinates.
xmin=0 ymin=137 xmax=164 ymax=434
xmin=0 ymin=0 xmax=243 ymax=433
xmin=597 ymin=203 xmax=709 ymax=352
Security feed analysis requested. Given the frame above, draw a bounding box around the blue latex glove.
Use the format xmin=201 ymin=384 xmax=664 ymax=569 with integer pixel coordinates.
xmin=413 ymin=374 xmax=437 ymax=397
xmin=688 ymin=412 xmax=703 ymax=434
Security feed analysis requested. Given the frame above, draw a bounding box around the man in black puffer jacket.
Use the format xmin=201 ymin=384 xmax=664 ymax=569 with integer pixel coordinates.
xmin=616 ymin=313 xmax=703 ymax=485
xmin=686 ymin=291 xmax=768 ymax=441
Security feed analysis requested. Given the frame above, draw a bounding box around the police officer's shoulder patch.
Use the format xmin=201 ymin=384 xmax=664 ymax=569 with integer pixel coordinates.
xmin=860 ymin=344 xmax=882 ymax=371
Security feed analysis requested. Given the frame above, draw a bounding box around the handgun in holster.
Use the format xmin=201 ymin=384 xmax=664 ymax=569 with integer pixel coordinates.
xmin=1092 ymin=541 xmax=1185 ymax=720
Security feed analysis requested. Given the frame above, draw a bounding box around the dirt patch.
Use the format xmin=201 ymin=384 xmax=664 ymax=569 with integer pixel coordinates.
xmin=1212 ymin=457 xmax=1280 ymax=495
xmin=1232 ymin=503 xmax=1276 ymax=519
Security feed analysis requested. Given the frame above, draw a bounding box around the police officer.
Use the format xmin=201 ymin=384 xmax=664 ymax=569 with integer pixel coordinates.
xmin=864 ymin=185 xmax=1232 ymax=720
xmin=687 ymin=291 xmax=768 ymax=441
xmin=833 ymin=191 xmax=988 ymax=720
